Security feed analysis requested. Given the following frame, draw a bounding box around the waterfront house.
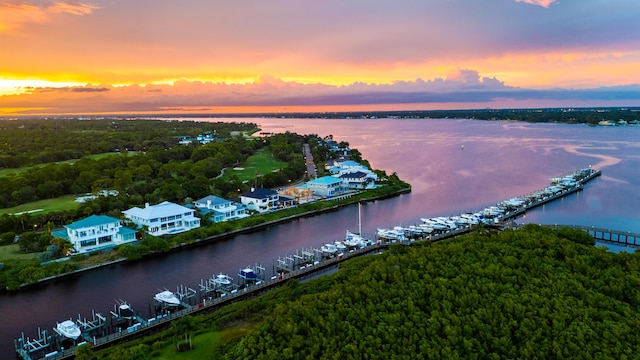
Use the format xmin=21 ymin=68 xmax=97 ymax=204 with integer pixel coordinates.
xmin=329 ymin=159 xmax=379 ymax=182
xmin=306 ymin=176 xmax=345 ymax=197
xmin=339 ymin=171 xmax=375 ymax=190
xmin=277 ymin=195 xmax=296 ymax=209
xmin=52 ymin=215 xmax=137 ymax=253
xmin=194 ymin=195 xmax=249 ymax=223
xmin=240 ymin=188 xmax=279 ymax=213
xmin=123 ymin=201 xmax=201 ymax=236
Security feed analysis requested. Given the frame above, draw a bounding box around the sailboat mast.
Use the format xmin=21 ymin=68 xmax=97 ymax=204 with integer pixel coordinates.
xmin=358 ymin=202 xmax=362 ymax=235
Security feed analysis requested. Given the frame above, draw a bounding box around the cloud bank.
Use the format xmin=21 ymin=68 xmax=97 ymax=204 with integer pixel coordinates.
xmin=0 ymin=0 xmax=98 ymax=31
xmin=3 ymin=71 xmax=640 ymax=115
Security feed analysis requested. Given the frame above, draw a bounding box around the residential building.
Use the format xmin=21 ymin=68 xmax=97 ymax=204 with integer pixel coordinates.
xmin=240 ymin=188 xmax=279 ymax=213
xmin=329 ymin=160 xmax=379 ymax=182
xmin=194 ymin=195 xmax=249 ymax=223
xmin=340 ymin=171 xmax=375 ymax=189
xmin=52 ymin=215 xmax=137 ymax=253
xmin=306 ymin=176 xmax=345 ymax=197
xmin=123 ymin=201 xmax=201 ymax=236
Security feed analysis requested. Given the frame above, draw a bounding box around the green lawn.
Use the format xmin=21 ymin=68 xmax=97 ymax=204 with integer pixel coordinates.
xmin=149 ymin=331 xmax=220 ymax=360
xmin=223 ymin=148 xmax=287 ymax=182
xmin=0 ymin=194 xmax=81 ymax=216
xmin=0 ymin=152 xmax=130 ymax=177
xmin=0 ymin=244 xmax=37 ymax=260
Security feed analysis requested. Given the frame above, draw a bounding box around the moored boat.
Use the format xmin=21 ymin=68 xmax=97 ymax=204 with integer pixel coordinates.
xmin=213 ymin=273 xmax=233 ymax=286
xmin=321 ymin=243 xmax=338 ymax=255
xmin=344 ymin=230 xmax=367 ymax=248
xmin=238 ymin=267 xmax=258 ymax=282
xmin=56 ymin=319 xmax=81 ymax=340
xmin=154 ymin=290 xmax=181 ymax=307
xmin=117 ymin=302 xmax=134 ymax=319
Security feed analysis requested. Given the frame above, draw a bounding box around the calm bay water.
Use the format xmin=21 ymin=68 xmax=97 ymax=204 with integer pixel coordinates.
xmin=2 ymin=118 xmax=639 ymax=353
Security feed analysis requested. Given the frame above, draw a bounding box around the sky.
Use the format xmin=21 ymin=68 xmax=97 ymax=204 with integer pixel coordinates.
xmin=1 ymin=0 xmax=640 ymax=115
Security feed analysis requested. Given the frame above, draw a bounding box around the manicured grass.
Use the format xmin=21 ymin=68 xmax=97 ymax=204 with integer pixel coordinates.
xmin=224 ymin=148 xmax=287 ymax=182
xmin=0 ymin=194 xmax=81 ymax=216
xmin=0 ymin=244 xmax=37 ymax=260
xmin=144 ymin=331 xmax=221 ymax=360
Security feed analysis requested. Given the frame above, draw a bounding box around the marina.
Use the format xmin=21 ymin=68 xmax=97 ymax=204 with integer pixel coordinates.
xmin=14 ymin=166 xmax=604 ymax=360
xmin=376 ymin=167 xmax=602 ymax=241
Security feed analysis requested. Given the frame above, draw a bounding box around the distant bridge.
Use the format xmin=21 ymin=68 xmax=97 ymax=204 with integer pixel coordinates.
xmin=549 ymin=225 xmax=640 ymax=248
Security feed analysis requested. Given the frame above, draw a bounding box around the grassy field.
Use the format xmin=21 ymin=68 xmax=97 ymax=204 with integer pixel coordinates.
xmin=0 ymin=152 xmax=130 ymax=177
xmin=223 ymin=148 xmax=287 ymax=183
xmin=0 ymin=244 xmax=37 ymax=260
xmin=0 ymin=194 xmax=81 ymax=216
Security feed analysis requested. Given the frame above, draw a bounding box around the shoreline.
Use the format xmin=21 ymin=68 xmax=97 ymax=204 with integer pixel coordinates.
xmin=8 ymin=186 xmax=411 ymax=291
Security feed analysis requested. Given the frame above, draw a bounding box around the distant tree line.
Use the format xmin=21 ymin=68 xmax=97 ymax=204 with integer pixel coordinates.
xmin=208 ymin=107 xmax=640 ymax=125
xmin=0 ymin=119 xmax=256 ymax=169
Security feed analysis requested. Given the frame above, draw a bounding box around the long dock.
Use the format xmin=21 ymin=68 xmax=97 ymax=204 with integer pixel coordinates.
xmin=548 ymin=225 xmax=640 ymax=248
xmin=14 ymin=167 xmax=603 ymax=360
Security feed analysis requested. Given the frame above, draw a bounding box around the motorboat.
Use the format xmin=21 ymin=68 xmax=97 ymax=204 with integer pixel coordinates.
xmin=154 ymin=290 xmax=181 ymax=307
xmin=56 ymin=319 xmax=81 ymax=340
xmin=344 ymin=230 xmax=366 ymax=248
xmin=377 ymin=228 xmax=406 ymax=241
xmin=421 ymin=218 xmax=449 ymax=231
xmin=239 ymin=267 xmax=258 ymax=282
xmin=321 ymin=243 xmax=338 ymax=255
xmin=334 ymin=241 xmax=348 ymax=252
xmin=117 ymin=302 xmax=134 ymax=319
xmin=213 ymin=273 xmax=233 ymax=286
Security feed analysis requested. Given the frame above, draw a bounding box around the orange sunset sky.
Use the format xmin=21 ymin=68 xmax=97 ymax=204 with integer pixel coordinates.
xmin=1 ymin=0 xmax=640 ymax=115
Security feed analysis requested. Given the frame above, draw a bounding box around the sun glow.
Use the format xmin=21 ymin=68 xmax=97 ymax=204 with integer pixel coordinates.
xmin=0 ymin=79 xmax=86 ymax=96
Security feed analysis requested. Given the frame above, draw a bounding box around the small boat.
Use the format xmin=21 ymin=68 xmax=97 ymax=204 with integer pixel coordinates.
xmin=154 ymin=290 xmax=181 ymax=306
xmin=377 ymin=228 xmax=406 ymax=241
xmin=238 ymin=267 xmax=258 ymax=282
xmin=344 ymin=230 xmax=366 ymax=248
xmin=321 ymin=243 xmax=338 ymax=255
xmin=213 ymin=273 xmax=233 ymax=286
xmin=117 ymin=302 xmax=134 ymax=319
xmin=56 ymin=319 xmax=81 ymax=340
xmin=334 ymin=241 xmax=348 ymax=252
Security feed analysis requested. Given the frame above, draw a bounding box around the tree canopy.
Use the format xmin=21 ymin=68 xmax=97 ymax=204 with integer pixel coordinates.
xmin=222 ymin=225 xmax=640 ymax=359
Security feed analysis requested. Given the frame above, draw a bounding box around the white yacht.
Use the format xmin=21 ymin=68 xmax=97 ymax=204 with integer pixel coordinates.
xmin=344 ymin=230 xmax=366 ymax=248
xmin=56 ymin=319 xmax=81 ymax=340
xmin=154 ymin=290 xmax=181 ymax=307
xmin=213 ymin=273 xmax=233 ymax=286
xmin=321 ymin=243 xmax=338 ymax=255
xmin=334 ymin=241 xmax=348 ymax=252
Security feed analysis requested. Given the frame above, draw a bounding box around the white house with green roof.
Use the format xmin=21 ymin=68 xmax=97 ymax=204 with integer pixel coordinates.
xmin=123 ymin=201 xmax=200 ymax=236
xmin=52 ymin=214 xmax=137 ymax=253
xmin=306 ymin=176 xmax=345 ymax=197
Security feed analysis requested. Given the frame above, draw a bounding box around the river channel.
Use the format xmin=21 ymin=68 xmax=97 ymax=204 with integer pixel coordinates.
xmin=2 ymin=118 xmax=639 ymax=354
